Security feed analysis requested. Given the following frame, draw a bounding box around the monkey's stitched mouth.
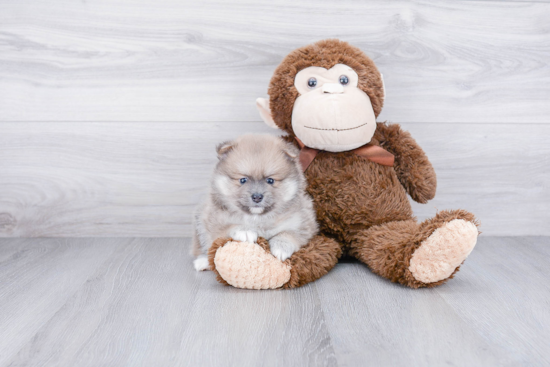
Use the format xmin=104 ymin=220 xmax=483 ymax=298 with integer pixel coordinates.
xmin=304 ymin=122 xmax=368 ymax=132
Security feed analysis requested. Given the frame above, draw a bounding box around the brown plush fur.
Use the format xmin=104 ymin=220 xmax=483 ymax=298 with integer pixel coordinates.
xmin=286 ymin=125 xmax=478 ymax=288
xmin=284 ymin=234 xmax=342 ymax=289
xmin=211 ymin=39 xmax=479 ymax=288
xmin=348 ymin=209 xmax=479 ymax=288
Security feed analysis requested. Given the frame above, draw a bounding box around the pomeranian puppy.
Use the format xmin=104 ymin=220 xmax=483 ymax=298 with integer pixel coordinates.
xmin=192 ymin=134 xmax=318 ymax=271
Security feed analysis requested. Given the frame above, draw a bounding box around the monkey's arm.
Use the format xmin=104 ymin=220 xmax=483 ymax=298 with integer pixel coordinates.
xmin=375 ymin=122 xmax=437 ymax=203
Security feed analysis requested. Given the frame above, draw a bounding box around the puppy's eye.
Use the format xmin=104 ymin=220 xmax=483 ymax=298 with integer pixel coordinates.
xmin=339 ymin=75 xmax=349 ymax=85
xmin=239 ymin=178 xmax=247 ymax=184
xmin=266 ymin=178 xmax=274 ymax=185
xmin=307 ymin=77 xmax=317 ymax=88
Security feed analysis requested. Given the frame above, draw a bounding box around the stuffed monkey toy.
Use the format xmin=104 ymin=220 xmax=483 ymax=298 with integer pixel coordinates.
xmin=208 ymin=39 xmax=479 ymax=289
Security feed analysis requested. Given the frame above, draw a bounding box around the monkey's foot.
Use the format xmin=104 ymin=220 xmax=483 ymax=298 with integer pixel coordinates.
xmin=208 ymin=237 xmax=291 ymax=290
xmin=409 ymin=219 xmax=478 ymax=283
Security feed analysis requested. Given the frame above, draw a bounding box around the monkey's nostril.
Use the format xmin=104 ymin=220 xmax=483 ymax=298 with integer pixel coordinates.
xmin=321 ymin=83 xmax=344 ymax=94
xmin=251 ymin=193 xmax=263 ymax=203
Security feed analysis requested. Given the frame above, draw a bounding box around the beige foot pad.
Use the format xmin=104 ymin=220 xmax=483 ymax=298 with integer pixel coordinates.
xmin=409 ymin=219 xmax=478 ymax=283
xmin=214 ymin=241 xmax=291 ymax=289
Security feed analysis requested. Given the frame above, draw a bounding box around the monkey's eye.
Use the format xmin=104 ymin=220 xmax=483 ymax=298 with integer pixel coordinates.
xmin=239 ymin=178 xmax=247 ymax=184
xmin=339 ymin=75 xmax=349 ymax=85
xmin=266 ymin=178 xmax=274 ymax=185
xmin=307 ymin=77 xmax=317 ymax=88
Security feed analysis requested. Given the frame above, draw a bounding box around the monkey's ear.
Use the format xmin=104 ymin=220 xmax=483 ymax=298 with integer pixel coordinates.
xmin=216 ymin=141 xmax=234 ymax=160
xmin=256 ymin=98 xmax=279 ymax=129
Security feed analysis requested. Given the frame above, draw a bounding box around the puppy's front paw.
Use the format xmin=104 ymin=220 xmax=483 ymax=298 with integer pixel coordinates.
xmin=232 ymin=230 xmax=258 ymax=243
xmin=193 ymin=256 xmax=210 ymax=271
xmin=269 ymin=238 xmax=298 ymax=261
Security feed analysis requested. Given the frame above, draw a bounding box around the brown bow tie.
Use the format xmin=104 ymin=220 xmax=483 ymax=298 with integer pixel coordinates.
xmin=295 ymin=137 xmax=395 ymax=172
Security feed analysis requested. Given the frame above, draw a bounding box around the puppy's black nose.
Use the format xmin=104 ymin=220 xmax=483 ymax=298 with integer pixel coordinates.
xmin=251 ymin=193 xmax=263 ymax=203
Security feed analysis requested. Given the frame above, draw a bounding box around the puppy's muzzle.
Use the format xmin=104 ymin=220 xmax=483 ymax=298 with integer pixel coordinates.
xmin=251 ymin=193 xmax=263 ymax=203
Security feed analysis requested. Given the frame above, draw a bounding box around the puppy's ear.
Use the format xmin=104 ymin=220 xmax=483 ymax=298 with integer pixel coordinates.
xmin=281 ymin=141 xmax=299 ymax=159
xmin=216 ymin=140 xmax=234 ymax=160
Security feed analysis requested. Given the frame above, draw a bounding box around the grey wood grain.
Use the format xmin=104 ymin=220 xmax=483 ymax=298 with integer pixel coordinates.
xmin=313 ymin=236 xmax=550 ymax=366
xmin=0 ymin=238 xmax=122 ymax=366
xmin=176 ymin=278 xmax=336 ymax=367
xmin=434 ymin=237 xmax=550 ymax=366
xmin=6 ymin=238 xmax=203 ymax=367
xmin=405 ymin=123 xmax=550 ymax=236
xmin=1 ymin=122 xmax=548 ymax=237
xmin=314 ymin=260 xmax=509 ymax=366
xmin=3 ymin=238 xmax=337 ymax=367
xmin=0 ymin=0 xmax=548 ymax=123
xmin=2 ymin=237 xmax=550 ymax=366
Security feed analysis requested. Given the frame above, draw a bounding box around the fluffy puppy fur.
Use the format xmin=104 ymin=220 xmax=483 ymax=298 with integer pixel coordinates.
xmin=192 ymin=134 xmax=318 ymax=271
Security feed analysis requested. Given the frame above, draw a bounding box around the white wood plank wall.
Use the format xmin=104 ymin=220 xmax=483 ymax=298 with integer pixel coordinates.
xmin=1 ymin=0 xmax=549 ymax=236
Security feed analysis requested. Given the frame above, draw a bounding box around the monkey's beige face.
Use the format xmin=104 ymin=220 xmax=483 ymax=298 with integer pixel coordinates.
xmin=291 ymin=64 xmax=377 ymax=152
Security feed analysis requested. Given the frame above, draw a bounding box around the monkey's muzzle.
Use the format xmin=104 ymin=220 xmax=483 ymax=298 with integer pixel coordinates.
xmin=291 ymin=88 xmax=377 ymax=152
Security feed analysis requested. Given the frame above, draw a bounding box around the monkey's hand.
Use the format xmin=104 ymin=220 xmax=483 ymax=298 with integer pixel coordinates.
xmin=376 ymin=122 xmax=437 ymax=203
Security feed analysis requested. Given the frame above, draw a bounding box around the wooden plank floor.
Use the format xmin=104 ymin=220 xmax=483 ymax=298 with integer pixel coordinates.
xmin=0 ymin=237 xmax=548 ymax=366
